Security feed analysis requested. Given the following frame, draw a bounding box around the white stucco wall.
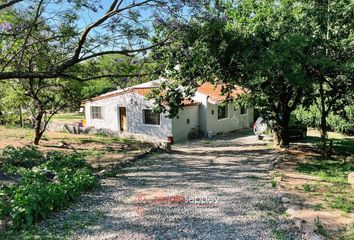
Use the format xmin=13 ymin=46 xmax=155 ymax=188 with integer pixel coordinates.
xmin=171 ymin=105 xmax=200 ymax=142
xmin=84 ymin=88 xmax=255 ymax=143
xmin=205 ymin=102 xmax=254 ymax=136
xmin=192 ymin=92 xmax=208 ymax=134
xmin=85 ymin=92 xmax=172 ymax=141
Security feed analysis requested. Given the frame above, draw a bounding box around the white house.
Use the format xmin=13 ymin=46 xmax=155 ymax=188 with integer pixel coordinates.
xmin=83 ymin=79 xmax=254 ymax=143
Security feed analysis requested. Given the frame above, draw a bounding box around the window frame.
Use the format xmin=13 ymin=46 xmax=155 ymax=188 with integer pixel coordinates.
xmin=91 ymin=106 xmax=103 ymax=120
xmin=217 ymin=104 xmax=228 ymax=120
xmin=142 ymin=109 xmax=161 ymax=126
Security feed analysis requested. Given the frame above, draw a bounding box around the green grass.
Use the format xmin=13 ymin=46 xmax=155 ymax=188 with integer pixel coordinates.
xmin=302 ymin=183 xmax=312 ymax=192
xmin=296 ymin=158 xmax=353 ymax=184
xmin=302 ymin=183 xmax=319 ymax=193
xmin=339 ymin=222 xmax=354 ymax=240
xmin=296 ymin=157 xmax=354 ymax=214
xmin=51 ymin=113 xmax=83 ymax=120
xmin=332 ymin=138 xmax=354 ymax=155
xmin=330 ymin=197 xmax=354 ymax=214
xmin=272 ymin=229 xmax=288 ymax=240
xmin=313 ymin=203 xmax=323 ymax=211
xmin=314 ymin=217 xmax=329 ymax=238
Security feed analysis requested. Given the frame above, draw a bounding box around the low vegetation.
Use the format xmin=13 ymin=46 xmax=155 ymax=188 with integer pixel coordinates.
xmin=0 ymin=126 xmax=152 ymax=169
xmin=0 ymin=146 xmax=96 ymax=231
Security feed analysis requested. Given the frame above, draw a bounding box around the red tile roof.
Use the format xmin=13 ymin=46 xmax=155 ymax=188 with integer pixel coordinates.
xmin=87 ymin=87 xmax=200 ymax=107
xmin=134 ymin=88 xmax=200 ymax=107
xmin=85 ymin=81 xmax=244 ymax=105
xmin=181 ymin=99 xmax=200 ymax=106
xmin=197 ymin=82 xmax=246 ymax=103
xmin=133 ymin=88 xmax=153 ymax=97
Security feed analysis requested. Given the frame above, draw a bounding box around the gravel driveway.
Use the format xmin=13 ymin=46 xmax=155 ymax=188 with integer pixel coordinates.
xmin=39 ymin=132 xmax=298 ymax=240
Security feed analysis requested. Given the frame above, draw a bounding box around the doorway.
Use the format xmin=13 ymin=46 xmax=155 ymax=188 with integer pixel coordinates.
xmin=119 ymin=107 xmax=127 ymax=132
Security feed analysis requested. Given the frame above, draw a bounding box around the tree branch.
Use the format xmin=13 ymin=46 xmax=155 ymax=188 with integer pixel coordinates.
xmin=0 ymin=0 xmax=23 ymax=10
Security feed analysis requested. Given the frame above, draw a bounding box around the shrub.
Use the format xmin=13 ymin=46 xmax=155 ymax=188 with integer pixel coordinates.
xmin=0 ymin=147 xmax=96 ymax=230
xmin=44 ymin=151 xmax=92 ymax=171
xmin=294 ymin=104 xmax=354 ymax=135
xmin=2 ymin=146 xmax=44 ymax=170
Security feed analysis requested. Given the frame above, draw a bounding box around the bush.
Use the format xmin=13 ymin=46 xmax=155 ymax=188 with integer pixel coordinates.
xmin=294 ymin=105 xmax=354 ymax=135
xmin=2 ymin=146 xmax=44 ymax=169
xmin=0 ymin=147 xmax=96 ymax=229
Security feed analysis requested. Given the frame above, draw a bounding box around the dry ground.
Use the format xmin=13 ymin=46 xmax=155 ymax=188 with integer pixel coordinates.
xmin=0 ymin=126 xmax=152 ymax=169
xmin=273 ymin=129 xmax=354 ymax=239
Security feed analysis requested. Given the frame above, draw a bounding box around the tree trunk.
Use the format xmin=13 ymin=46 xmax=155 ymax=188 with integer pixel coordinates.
xmin=319 ymin=80 xmax=328 ymax=158
xmin=273 ymin=112 xmax=290 ymax=148
xmin=280 ymin=112 xmax=290 ymax=148
xmin=19 ymin=104 xmax=23 ymax=127
xmin=33 ymin=111 xmax=44 ymax=145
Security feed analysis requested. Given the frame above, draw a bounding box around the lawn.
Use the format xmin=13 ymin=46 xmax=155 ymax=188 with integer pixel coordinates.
xmin=50 ymin=113 xmax=84 ymax=125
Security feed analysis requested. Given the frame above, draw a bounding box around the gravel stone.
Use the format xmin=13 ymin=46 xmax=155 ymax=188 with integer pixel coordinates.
xmin=37 ymin=134 xmax=300 ymax=240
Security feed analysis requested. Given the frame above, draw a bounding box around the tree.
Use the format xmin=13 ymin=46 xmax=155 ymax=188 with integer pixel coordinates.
xmin=4 ymin=78 xmax=81 ymax=145
xmin=152 ymin=0 xmax=315 ymax=147
xmin=0 ymin=0 xmax=198 ymax=81
xmin=0 ymin=83 xmax=27 ymax=126
xmin=0 ymin=0 xmax=24 ymax=11
xmin=301 ymin=0 xmax=354 ymax=156
xmin=0 ymin=0 xmax=203 ymax=144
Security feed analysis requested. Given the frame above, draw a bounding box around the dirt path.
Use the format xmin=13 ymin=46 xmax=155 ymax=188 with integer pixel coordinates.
xmin=38 ymin=132 xmax=299 ymax=239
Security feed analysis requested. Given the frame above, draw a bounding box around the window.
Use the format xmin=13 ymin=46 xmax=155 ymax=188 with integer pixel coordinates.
xmin=91 ymin=106 xmax=103 ymax=119
xmin=143 ymin=109 xmax=160 ymax=125
xmin=240 ymin=106 xmax=248 ymax=115
xmin=217 ymin=105 xmax=228 ymax=120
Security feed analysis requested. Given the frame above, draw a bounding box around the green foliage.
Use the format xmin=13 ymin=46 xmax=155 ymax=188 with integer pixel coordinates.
xmin=272 ymin=229 xmax=288 ymax=240
xmin=43 ymin=152 xmax=91 ymax=170
xmin=313 ymin=204 xmax=323 ymax=211
xmin=314 ymin=217 xmax=329 ymax=237
xmin=302 ymin=184 xmax=312 ymax=192
xmin=339 ymin=221 xmax=354 ymax=240
xmin=295 ymin=104 xmax=354 ymax=135
xmin=1 ymin=146 xmax=44 ymax=170
xmin=0 ymin=147 xmax=96 ymax=230
xmin=327 ymin=105 xmax=354 ymax=135
xmin=330 ymin=197 xmax=354 ymax=214
xmin=296 ymin=158 xmax=354 ymax=183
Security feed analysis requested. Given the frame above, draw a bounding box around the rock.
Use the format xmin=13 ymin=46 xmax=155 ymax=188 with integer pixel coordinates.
xmin=268 ymin=162 xmax=276 ymax=170
xmin=286 ymin=205 xmax=301 ymax=215
xmin=283 ymin=203 xmax=290 ymax=209
xmin=276 ymin=191 xmax=285 ymax=198
xmin=42 ymin=169 xmax=56 ymax=180
xmin=281 ymin=197 xmax=290 ymax=203
xmin=288 ymin=205 xmax=301 ymax=210
xmin=348 ymin=172 xmax=354 ymax=189
xmin=64 ymin=124 xmax=75 ymax=134
xmin=94 ymin=170 xmax=106 ymax=176
xmin=58 ymin=141 xmax=70 ymax=149
xmin=304 ymin=232 xmax=323 ymax=240
xmin=32 ymin=167 xmax=56 ymax=181
xmin=294 ymin=218 xmax=306 ymax=229
xmin=274 ymin=176 xmax=282 ymax=182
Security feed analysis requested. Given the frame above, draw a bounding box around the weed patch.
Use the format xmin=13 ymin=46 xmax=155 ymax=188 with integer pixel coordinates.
xmin=0 ymin=146 xmax=97 ymax=230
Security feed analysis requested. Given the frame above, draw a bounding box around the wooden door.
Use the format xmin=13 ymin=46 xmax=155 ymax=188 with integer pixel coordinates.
xmin=119 ymin=107 xmax=127 ymax=132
